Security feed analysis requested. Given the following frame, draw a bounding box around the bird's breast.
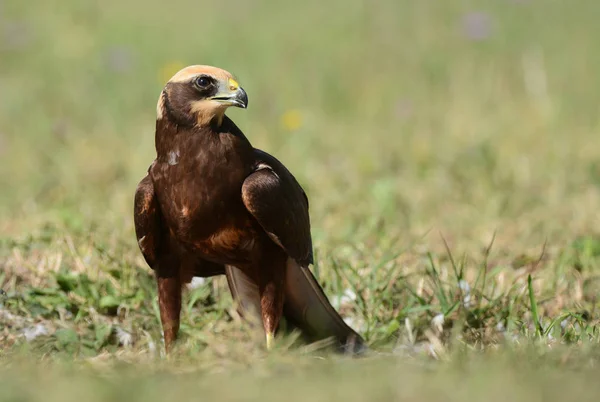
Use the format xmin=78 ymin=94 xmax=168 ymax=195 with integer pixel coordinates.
xmin=159 ymin=196 xmax=260 ymax=265
xmin=150 ymin=137 xmax=257 ymax=264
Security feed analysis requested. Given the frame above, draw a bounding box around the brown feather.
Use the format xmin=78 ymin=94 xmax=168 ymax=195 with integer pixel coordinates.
xmin=134 ymin=65 xmax=366 ymax=353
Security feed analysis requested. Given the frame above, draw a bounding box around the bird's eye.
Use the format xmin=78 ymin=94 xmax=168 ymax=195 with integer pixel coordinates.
xmin=195 ymin=76 xmax=211 ymax=88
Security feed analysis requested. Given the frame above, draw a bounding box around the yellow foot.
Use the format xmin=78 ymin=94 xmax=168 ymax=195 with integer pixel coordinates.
xmin=266 ymin=332 xmax=275 ymax=351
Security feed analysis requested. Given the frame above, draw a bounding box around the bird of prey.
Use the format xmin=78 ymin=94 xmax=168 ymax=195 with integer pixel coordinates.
xmin=134 ymin=65 xmax=365 ymax=354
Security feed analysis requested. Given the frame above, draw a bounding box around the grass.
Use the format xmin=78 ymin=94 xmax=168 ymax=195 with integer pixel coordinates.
xmin=2 ymin=0 xmax=600 ymax=400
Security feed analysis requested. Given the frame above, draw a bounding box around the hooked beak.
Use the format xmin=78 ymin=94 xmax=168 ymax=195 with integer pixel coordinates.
xmin=210 ymin=78 xmax=248 ymax=109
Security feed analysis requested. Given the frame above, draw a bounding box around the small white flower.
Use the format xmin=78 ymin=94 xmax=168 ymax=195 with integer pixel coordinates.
xmin=187 ymin=277 xmax=206 ymax=290
xmin=431 ymin=314 xmax=445 ymax=332
xmin=459 ymin=279 xmax=472 ymax=308
xmin=22 ymin=324 xmax=48 ymax=341
xmin=331 ymin=289 xmax=357 ymax=309
xmin=343 ymin=315 xmax=367 ymax=333
xmin=341 ymin=289 xmax=357 ymax=303
xmin=115 ymin=327 xmax=133 ymax=347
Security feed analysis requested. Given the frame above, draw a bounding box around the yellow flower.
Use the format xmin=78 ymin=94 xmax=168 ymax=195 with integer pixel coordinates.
xmin=159 ymin=61 xmax=186 ymax=84
xmin=281 ymin=109 xmax=303 ymax=131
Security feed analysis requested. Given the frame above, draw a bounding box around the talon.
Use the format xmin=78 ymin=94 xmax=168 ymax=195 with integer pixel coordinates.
xmin=266 ymin=332 xmax=275 ymax=350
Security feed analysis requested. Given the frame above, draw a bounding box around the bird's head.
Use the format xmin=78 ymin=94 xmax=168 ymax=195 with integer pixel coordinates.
xmin=157 ymin=65 xmax=248 ymax=127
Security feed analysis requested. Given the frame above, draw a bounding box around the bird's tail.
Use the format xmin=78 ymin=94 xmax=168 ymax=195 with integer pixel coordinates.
xmin=225 ymin=260 xmax=367 ymax=355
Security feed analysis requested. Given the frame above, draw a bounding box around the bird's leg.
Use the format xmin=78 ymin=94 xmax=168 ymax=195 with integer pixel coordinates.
xmin=260 ymin=276 xmax=285 ymax=350
xmin=258 ymin=248 xmax=287 ymax=351
xmin=156 ymin=265 xmax=182 ymax=353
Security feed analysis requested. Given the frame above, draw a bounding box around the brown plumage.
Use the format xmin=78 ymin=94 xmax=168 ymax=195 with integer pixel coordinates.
xmin=134 ymin=65 xmax=366 ymax=354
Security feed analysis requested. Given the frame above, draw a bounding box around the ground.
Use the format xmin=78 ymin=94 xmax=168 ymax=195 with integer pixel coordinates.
xmin=1 ymin=0 xmax=600 ymax=400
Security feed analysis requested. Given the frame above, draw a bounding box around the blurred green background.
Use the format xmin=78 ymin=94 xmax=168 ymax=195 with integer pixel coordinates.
xmin=3 ymin=0 xmax=599 ymax=246
xmin=2 ymin=1 xmax=600 ymax=400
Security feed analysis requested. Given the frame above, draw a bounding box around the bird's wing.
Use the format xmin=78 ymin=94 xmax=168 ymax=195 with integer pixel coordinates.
xmin=134 ymin=173 xmax=224 ymax=278
xmin=241 ymin=150 xmax=313 ymax=266
xmin=233 ymin=150 xmax=366 ymax=354
xmin=225 ymin=265 xmax=262 ymax=326
xmin=283 ymin=257 xmax=367 ymax=354
xmin=134 ymin=174 xmax=163 ymax=269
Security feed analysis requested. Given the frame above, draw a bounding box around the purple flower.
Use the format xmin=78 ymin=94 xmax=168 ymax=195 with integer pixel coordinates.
xmin=394 ymin=99 xmax=413 ymax=120
xmin=462 ymin=11 xmax=493 ymax=41
xmin=105 ymin=46 xmax=134 ymax=73
xmin=1 ymin=20 xmax=31 ymax=50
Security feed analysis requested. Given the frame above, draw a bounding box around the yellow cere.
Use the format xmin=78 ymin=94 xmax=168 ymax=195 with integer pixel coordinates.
xmin=228 ymin=78 xmax=240 ymax=91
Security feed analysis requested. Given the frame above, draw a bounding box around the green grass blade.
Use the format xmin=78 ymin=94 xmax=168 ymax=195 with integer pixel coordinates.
xmin=528 ymin=274 xmax=543 ymax=338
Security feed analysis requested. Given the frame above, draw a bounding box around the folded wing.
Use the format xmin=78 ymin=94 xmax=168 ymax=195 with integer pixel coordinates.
xmin=232 ymin=150 xmax=367 ymax=354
